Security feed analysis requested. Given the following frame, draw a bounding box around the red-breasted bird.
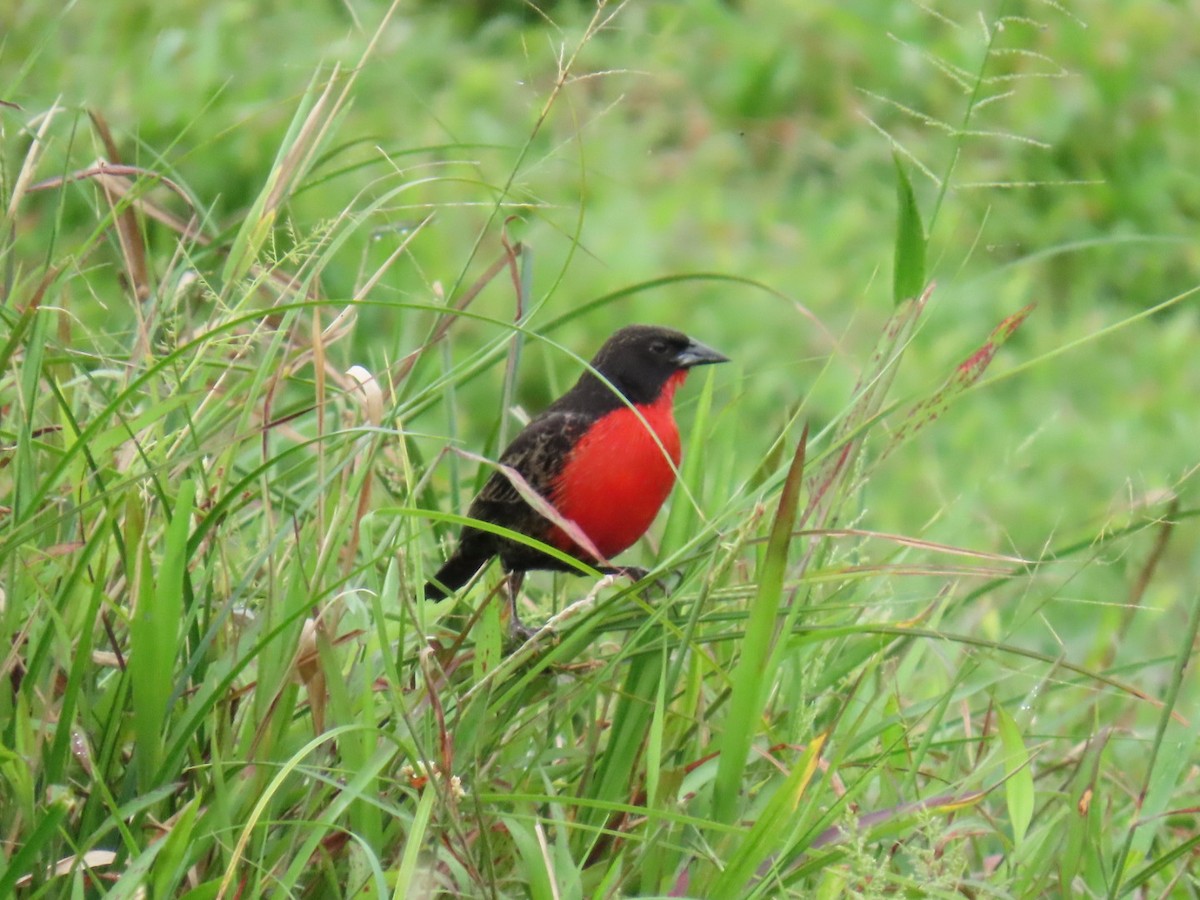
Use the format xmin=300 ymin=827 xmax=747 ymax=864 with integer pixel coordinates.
xmin=425 ymin=324 xmax=728 ymax=633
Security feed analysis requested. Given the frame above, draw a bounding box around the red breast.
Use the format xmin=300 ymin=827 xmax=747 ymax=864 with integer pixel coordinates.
xmin=547 ymin=370 xmax=687 ymax=559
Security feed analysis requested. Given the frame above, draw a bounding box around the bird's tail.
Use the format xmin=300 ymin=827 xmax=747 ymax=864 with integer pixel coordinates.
xmin=424 ymin=539 xmax=490 ymax=600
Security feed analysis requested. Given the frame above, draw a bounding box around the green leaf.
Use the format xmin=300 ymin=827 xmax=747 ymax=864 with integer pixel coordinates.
xmin=130 ymin=479 xmax=193 ymax=789
xmin=713 ymin=426 xmax=807 ymax=823
xmin=395 ymin=784 xmax=437 ymax=899
xmin=1061 ymin=728 xmax=1109 ymax=890
xmin=1109 ymin=584 xmax=1200 ymax=897
xmin=892 ymin=153 xmax=926 ymax=305
xmin=708 ymin=733 xmax=827 ymax=896
xmin=578 ymin=628 xmax=664 ymax=841
xmin=502 ymin=815 xmax=556 ymax=900
xmin=151 ymin=796 xmax=203 ymax=898
xmin=0 ymin=799 xmax=67 ymax=896
xmin=997 ymin=704 xmax=1034 ymax=846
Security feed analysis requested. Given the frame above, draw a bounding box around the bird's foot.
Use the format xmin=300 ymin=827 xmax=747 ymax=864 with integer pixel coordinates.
xmin=502 ymin=572 xmax=549 ymax=647
xmin=598 ymin=565 xmax=677 ymax=597
xmin=598 ymin=565 xmax=647 ymax=582
xmin=507 ymin=616 xmax=541 ymax=643
xmin=649 ymin=568 xmax=683 ymax=595
xmin=506 ymin=616 xmax=561 ymax=652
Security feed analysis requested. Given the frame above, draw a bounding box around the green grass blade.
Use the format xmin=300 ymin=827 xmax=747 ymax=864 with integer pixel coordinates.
xmin=1108 ymin=586 xmax=1200 ymax=897
xmin=892 ymin=153 xmax=926 ymax=305
xmin=996 ymin=703 xmax=1034 ymax=846
xmin=0 ymin=800 xmax=67 ymax=896
xmin=713 ymin=425 xmax=807 ymax=824
xmin=394 ymin=782 xmax=437 ymax=900
xmin=708 ymin=734 xmax=827 ymax=896
xmin=128 ymin=479 xmax=193 ymax=789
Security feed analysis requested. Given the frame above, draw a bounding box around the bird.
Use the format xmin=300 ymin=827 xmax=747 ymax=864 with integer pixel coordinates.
xmin=425 ymin=324 xmax=728 ymax=635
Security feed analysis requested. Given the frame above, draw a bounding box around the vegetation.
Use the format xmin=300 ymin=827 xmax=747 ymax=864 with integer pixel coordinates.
xmin=2 ymin=0 xmax=1198 ymax=896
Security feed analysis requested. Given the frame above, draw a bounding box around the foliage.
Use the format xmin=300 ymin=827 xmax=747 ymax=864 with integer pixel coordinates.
xmin=2 ymin=0 xmax=1198 ymax=896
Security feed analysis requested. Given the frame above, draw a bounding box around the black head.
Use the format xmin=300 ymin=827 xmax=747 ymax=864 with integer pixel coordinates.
xmin=586 ymin=325 xmax=729 ymax=405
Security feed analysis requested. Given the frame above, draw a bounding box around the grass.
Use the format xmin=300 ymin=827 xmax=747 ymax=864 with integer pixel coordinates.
xmin=2 ymin=0 xmax=1199 ymax=896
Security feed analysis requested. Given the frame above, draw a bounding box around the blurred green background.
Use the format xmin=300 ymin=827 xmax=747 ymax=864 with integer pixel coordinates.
xmin=5 ymin=0 xmax=1198 ymax=647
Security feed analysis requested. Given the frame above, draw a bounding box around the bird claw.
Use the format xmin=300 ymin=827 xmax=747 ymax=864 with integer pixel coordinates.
xmin=507 ymin=617 xmax=544 ymax=644
xmin=650 ymin=568 xmax=683 ymax=595
xmin=596 ymin=565 xmax=649 ymax=585
xmin=601 ymin=565 xmax=678 ymax=597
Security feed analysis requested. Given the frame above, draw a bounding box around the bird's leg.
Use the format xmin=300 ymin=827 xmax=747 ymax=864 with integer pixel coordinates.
xmin=504 ymin=571 xmax=540 ymax=642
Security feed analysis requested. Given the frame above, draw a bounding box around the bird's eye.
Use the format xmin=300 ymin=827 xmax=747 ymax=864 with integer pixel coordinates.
xmin=650 ymin=340 xmax=669 ymax=355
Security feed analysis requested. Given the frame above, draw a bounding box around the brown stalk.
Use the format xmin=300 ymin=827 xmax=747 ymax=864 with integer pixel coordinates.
xmin=88 ymin=111 xmax=151 ymax=304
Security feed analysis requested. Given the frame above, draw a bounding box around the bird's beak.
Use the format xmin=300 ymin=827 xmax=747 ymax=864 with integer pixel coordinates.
xmin=674 ymin=337 xmax=729 ymax=368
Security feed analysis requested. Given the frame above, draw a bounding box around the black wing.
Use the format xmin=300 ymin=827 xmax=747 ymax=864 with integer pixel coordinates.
xmin=426 ymin=409 xmax=597 ymax=596
xmin=467 ymin=410 xmax=592 ymax=526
